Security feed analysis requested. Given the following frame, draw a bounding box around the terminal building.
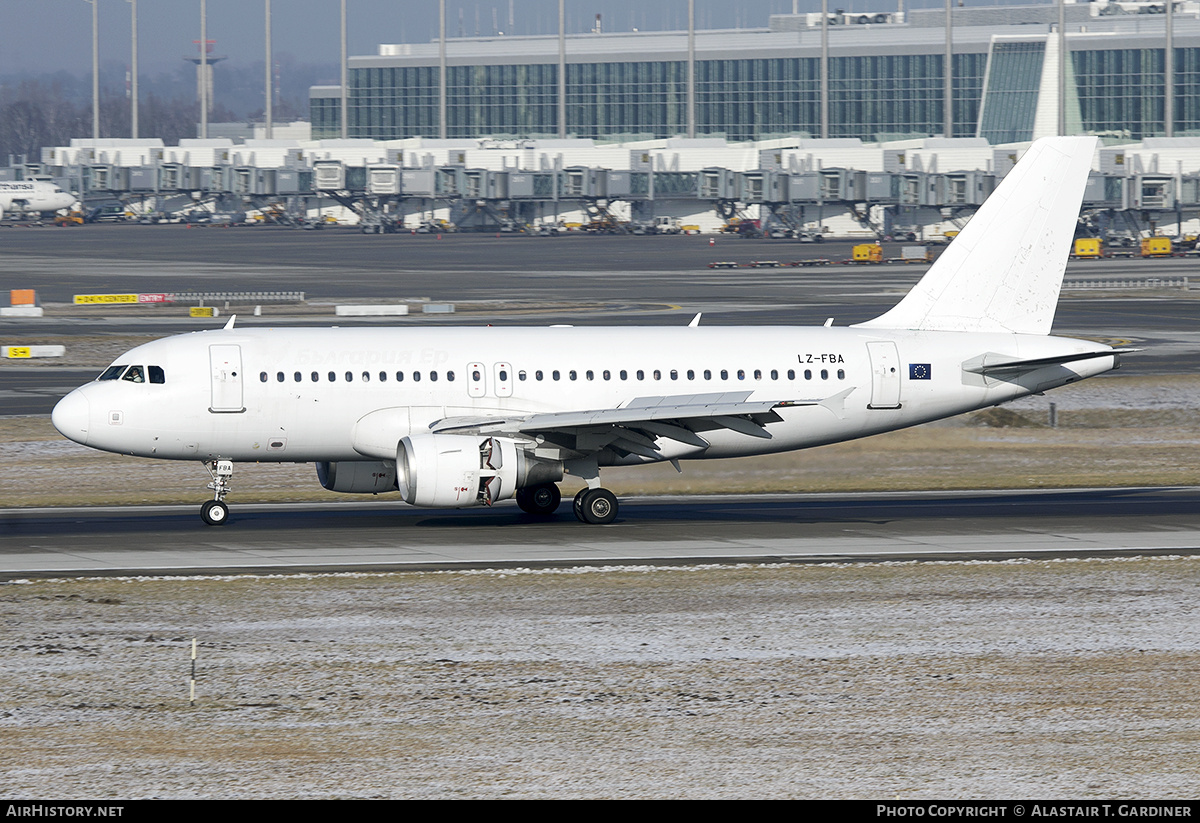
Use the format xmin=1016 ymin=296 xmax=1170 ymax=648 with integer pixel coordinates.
xmin=311 ymin=1 xmax=1200 ymax=144
xmin=10 ymin=2 xmax=1200 ymax=238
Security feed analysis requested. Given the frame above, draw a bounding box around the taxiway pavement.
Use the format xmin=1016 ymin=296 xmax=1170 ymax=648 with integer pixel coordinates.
xmin=4 ymin=487 xmax=1199 ymax=578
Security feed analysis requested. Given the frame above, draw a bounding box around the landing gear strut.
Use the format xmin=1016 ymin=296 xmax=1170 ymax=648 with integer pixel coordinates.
xmin=201 ymin=459 xmax=233 ymax=526
xmin=573 ymin=487 xmax=619 ymax=525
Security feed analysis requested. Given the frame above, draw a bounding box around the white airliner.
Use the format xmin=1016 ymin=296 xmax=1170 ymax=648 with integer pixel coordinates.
xmin=0 ymin=180 xmax=77 ymax=220
xmin=52 ymin=136 xmax=1128 ymax=526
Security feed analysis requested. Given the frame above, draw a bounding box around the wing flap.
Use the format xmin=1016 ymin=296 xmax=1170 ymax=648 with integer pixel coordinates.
xmin=429 ymin=390 xmax=842 ymax=458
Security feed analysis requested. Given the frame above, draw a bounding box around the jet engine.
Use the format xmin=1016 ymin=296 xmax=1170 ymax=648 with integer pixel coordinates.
xmin=316 ymin=460 xmax=398 ymax=493
xmin=396 ymin=434 xmax=562 ymax=508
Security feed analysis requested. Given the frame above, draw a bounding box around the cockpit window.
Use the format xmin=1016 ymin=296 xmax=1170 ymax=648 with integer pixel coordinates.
xmin=149 ymin=365 xmax=165 ymax=384
xmin=98 ymin=365 xmax=126 ymax=381
xmin=121 ymin=365 xmax=145 ymax=383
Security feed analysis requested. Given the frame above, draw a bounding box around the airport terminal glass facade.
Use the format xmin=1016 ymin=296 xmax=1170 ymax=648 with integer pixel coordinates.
xmin=978 ymin=41 xmax=1045 ymax=144
xmin=1072 ymin=47 xmax=1166 ymax=139
xmin=1176 ymin=48 xmax=1200 ymax=135
xmin=828 ymin=53 xmax=985 ymax=140
xmin=311 ymin=15 xmax=1200 ymax=144
xmin=316 ymin=53 xmax=987 ymax=142
xmin=696 ymin=58 xmax=817 ymax=140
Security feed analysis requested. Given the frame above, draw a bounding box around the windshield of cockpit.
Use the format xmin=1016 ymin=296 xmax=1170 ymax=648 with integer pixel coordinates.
xmin=97 ymin=364 xmax=165 ymax=384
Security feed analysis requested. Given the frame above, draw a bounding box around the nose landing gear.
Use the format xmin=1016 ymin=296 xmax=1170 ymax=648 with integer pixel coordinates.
xmin=201 ymin=459 xmax=234 ymax=526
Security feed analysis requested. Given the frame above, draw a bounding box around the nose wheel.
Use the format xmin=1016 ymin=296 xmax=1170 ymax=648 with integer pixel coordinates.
xmin=201 ymin=459 xmax=234 ymax=526
xmin=201 ymin=499 xmax=229 ymax=526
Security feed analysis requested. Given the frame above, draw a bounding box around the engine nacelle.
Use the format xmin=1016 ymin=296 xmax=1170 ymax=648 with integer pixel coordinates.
xmin=396 ymin=434 xmax=562 ymax=508
xmin=316 ymin=460 xmax=397 ymax=494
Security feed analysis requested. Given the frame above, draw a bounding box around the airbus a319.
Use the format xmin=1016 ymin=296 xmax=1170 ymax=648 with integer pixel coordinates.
xmin=52 ymin=136 xmax=1129 ymax=525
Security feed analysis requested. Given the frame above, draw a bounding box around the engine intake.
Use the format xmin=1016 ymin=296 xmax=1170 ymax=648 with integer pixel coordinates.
xmin=396 ymin=434 xmax=562 ymax=508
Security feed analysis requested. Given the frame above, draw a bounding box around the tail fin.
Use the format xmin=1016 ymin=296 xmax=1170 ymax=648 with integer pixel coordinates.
xmin=854 ymin=136 xmax=1097 ymax=335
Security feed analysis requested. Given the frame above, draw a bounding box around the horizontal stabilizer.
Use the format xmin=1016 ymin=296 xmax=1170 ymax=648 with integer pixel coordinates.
xmin=962 ymin=348 xmax=1137 ymax=376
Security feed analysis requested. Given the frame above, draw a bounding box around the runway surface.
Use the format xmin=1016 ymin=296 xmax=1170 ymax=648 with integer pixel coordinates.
xmin=3 ymin=487 xmax=1199 ymax=578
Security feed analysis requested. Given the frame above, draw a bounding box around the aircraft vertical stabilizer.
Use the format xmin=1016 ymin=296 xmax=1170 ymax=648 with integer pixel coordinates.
xmin=854 ymin=136 xmax=1097 ymax=335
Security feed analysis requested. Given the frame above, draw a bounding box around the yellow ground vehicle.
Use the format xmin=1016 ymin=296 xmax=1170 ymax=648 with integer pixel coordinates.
xmin=54 ymin=211 xmax=84 ymax=226
xmin=1073 ymin=238 xmax=1103 ymax=258
xmin=852 ymin=243 xmax=883 ymax=263
xmin=1140 ymin=236 xmax=1173 ymax=258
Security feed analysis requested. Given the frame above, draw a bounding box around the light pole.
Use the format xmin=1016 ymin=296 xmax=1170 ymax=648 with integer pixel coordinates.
xmin=341 ymin=0 xmax=348 ymax=139
xmin=87 ymin=0 xmax=99 ymax=140
xmin=265 ymin=0 xmax=273 ymax=138
xmin=129 ymin=0 xmax=138 ymax=139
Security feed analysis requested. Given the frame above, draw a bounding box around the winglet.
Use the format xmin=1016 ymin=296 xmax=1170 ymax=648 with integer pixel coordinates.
xmin=689 ymin=312 xmax=702 ymax=327
xmin=223 ymin=314 xmax=237 ymax=330
xmin=853 ymin=136 xmax=1097 ymax=335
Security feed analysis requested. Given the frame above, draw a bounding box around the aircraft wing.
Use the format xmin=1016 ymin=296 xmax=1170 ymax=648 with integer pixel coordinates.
xmin=429 ymin=389 xmax=855 ymax=460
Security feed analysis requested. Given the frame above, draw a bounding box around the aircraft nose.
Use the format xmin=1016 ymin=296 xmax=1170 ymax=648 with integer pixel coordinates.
xmin=51 ymin=390 xmax=90 ymax=445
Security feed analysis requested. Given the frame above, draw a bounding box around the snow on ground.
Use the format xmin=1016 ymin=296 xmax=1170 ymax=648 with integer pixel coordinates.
xmin=3 ymin=558 xmax=1199 ymax=799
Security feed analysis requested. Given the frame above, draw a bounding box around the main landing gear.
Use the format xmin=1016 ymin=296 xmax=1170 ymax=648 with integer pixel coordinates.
xmin=573 ymin=487 xmax=619 ymax=525
xmin=201 ymin=459 xmax=233 ymax=526
xmin=516 ymin=482 xmax=620 ymax=524
xmin=516 ymin=482 xmax=562 ymax=515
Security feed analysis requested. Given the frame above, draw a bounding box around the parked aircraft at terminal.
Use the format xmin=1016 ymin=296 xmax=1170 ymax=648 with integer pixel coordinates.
xmin=51 ymin=136 xmax=1130 ymax=525
xmin=0 ymin=180 xmax=77 ymax=220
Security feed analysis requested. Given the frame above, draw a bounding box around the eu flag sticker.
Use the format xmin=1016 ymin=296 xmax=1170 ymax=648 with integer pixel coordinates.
xmin=909 ymin=363 xmax=932 ymax=380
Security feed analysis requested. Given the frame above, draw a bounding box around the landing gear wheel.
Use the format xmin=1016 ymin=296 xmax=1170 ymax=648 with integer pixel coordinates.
xmin=517 ymin=483 xmax=561 ymax=515
xmin=201 ymin=499 xmax=229 ymax=526
xmin=575 ymin=488 xmax=618 ymax=525
xmin=573 ymin=489 xmax=588 ymax=521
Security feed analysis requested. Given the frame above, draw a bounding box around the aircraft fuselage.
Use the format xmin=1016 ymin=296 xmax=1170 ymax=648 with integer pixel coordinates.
xmin=52 ymin=324 xmax=1115 ymax=466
